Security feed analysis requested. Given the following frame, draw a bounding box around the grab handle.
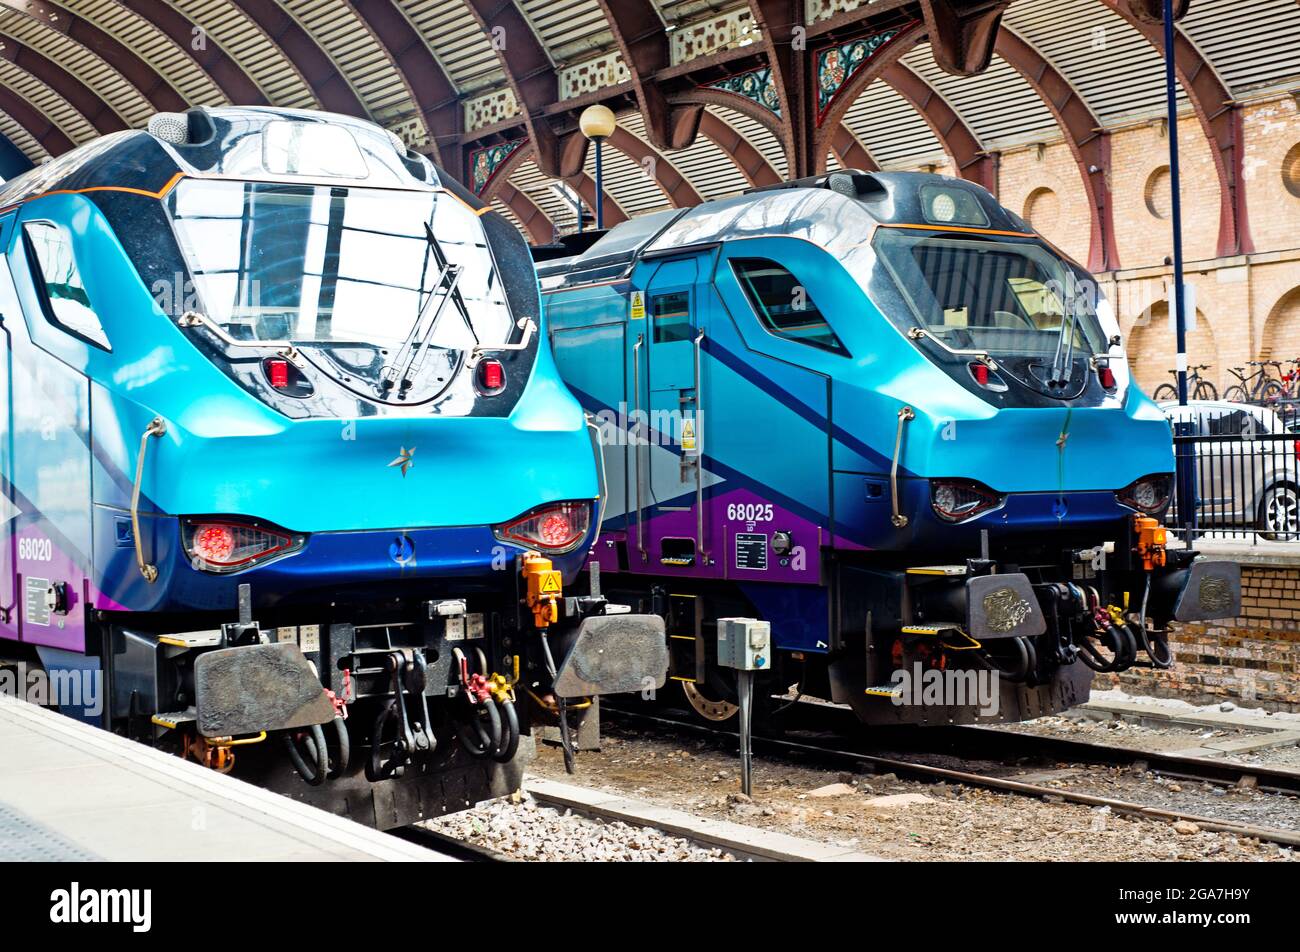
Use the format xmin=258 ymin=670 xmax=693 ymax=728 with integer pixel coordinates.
xmin=131 ymin=417 xmax=167 ymax=582
xmin=633 ymin=334 xmax=646 ymax=561
xmin=890 ymin=406 xmax=914 ymax=528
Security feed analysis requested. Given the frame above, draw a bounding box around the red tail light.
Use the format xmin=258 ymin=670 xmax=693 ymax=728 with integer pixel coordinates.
xmin=182 ymin=518 xmax=304 ymax=573
xmin=494 ymin=501 xmax=592 ymax=553
xmin=1098 ymin=365 xmax=1116 ymax=390
xmin=970 ymin=362 xmax=989 ymax=386
xmin=477 ymin=358 xmax=505 ymax=394
xmin=268 ymin=359 xmax=290 ymax=389
xmin=260 ymin=356 xmax=312 ymax=396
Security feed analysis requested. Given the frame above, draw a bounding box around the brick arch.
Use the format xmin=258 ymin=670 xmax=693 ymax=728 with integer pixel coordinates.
xmin=1261 ymin=287 xmax=1300 ymax=364
xmin=1125 ymin=300 xmax=1220 ymax=396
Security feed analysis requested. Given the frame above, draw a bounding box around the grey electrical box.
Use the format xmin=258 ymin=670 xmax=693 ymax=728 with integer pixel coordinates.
xmin=716 ymin=617 xmax=770 ymax=671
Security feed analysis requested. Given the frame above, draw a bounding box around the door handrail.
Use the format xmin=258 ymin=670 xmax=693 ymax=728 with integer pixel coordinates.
xmin=694 ymin=328 xmax=706 ymax=561
xmin=633 ymin=333 xmax=646 ymax=561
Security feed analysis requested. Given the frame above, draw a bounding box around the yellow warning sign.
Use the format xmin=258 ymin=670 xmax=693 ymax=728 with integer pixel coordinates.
xmin=630 ymin=291 xmax=646 ymax=320
xmin=539 ymin=572 xmax=562 ymax=594
xmin=680 ymin=418 xmax=697 ymax=452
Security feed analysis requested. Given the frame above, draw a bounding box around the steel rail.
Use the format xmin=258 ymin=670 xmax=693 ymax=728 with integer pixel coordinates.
xmin=601 ymin=706 xmax=1300 ymax=849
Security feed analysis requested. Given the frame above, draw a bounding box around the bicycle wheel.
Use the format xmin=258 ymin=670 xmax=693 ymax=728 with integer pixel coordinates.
xmin=1152 ymin=383 xmax=1177 ymax=402
xmin=1223 ymin=385 xmax=1247 ymax=404
xmin=1257 ymin=379 xmax=1283 ymax=403
xmin=1193 ymin=380 xmax=1218 ymax=400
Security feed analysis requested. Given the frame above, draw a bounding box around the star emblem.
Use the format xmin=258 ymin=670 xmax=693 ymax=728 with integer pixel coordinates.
xmin=388 ymin=446 xmax=415 ymax=477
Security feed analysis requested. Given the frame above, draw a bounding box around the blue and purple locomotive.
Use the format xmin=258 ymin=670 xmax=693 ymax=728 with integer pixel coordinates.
xmin=538 ymin=170 xmax=1240 ymax=726
xmin=0 ymin=106 xmax=664 ymax=826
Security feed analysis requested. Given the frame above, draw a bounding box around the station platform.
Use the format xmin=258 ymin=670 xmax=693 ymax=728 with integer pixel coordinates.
xmin=0 ymin=696 xmax=448 ymax=862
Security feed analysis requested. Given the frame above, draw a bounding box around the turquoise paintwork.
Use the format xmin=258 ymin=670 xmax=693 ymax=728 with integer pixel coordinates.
xmin=544 ymin=181 xmax=1175 ymax=572
xmin=8 ymin=191 xmax=595 ymax=533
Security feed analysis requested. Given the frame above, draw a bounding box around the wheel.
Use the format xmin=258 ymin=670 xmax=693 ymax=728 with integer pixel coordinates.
xmin=1257 ymin=379 xmax=1283 ymax=404
xmin=1258 ymin=484 xmax=1300 ymax=541
xmin=1152 ymin=383 xmax=1177 ymax=402
xmin=1194 ymin=380 xmax=1218 ymax=400
xmin=1223 ymin=385 xmax=1247 ymax=404
xmin=681 ymin=680 xmax=739 ymax=722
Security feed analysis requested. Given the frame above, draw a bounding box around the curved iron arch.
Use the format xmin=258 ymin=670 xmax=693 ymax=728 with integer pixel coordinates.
xmin=344 ymin=0 xmax=460 ymax=166
xmin=112 ymin=0 xmax=266 ymax=107
xmin=1100 ymin=0 xmax=1252 ymax=257
xmin=0 ymin=32 xmax=128 ymax=134
xmin=1 ymin=0 xmax=187 ymax=114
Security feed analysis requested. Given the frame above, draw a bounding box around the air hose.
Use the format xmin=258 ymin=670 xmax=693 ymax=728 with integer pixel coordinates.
xmin=1132 ymin=574 xmax=1174 ymax=668
xmin=454 ymin=697 xmax=502 ymax=758
xmin=491 ymin=697 xmax=521 ymax=763
xmin=283 ymin=723 xmax=329 ymax=786
xmin=326 ymin=716 xmax=350 ymax=780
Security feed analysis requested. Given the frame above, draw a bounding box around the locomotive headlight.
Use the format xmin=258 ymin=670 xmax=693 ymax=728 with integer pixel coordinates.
xmin=182 ymin=518 xmax=306 ymax=573
xmin=1116 ymin=474 xmax=1172 ymax=515
xmin=494 ymin=501 xmax=593 ymax=554
xmin=920 ymin=185 xmax=989 ymax=227
xmin=930 ymin=479 xmax=1003 ymax=523
xmin=930 ymin=192 xmax=956 ymax=222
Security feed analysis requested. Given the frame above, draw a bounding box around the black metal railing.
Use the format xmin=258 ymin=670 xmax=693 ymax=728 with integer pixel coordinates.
xmin=1166 ymin=407 xmax=1300 ymax=543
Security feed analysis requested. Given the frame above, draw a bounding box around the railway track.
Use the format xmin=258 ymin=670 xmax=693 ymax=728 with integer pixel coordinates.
xmin=759 ymin=699 xmax=1300 ymax=796
xmin=601 ymin=704 xmax=1300 ymax=850
xmin=927 ymin=724 xmax=1300 ymax=797
xmin=388 ymin=824 xmax=511 ymax=862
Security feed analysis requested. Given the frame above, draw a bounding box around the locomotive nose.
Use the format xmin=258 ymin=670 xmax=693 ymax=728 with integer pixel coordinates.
xmin=151 ymin=409 xmax=598 ymax=537
xmin=908 ymin=402 xmax=1174 ymax=496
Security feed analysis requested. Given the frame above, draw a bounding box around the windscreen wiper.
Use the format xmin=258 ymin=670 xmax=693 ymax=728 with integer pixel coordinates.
xmin=1048 ymin=274 xmax=1082 ymax=389
xmin=377 ymin=221 xmax=481 ymax=396
xmin=379 ymin=258 xmax=457 ymax=395
xmin=423 ymin=221 xmax=478 ymax=348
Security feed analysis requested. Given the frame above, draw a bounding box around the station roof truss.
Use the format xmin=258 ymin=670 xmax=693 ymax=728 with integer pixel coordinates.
xmin=0 ymin=0 xmax=1293 ymax=265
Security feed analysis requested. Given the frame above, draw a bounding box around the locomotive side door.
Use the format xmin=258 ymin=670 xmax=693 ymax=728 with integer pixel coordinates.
xmin=0 ymin=227 xmax=14 ymax=643
xmin=637 ymin=254 xmax=707 ymax=568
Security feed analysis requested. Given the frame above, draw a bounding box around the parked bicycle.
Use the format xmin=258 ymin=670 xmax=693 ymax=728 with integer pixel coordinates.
xmin=1224 ymin=360 xmax=1283 ymax=404
xmin=1152 ymin=364 xmax=1217 ymax=402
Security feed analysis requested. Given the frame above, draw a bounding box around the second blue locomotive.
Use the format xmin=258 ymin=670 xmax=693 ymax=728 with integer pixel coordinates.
xmin=538 ymin=170 xmax=1240 ymax=725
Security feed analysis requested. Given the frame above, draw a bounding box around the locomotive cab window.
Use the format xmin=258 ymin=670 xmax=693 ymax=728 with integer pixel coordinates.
xmin=23 ymin=221 xmax=110 ymax=350
xmin=731 ymin=258 xmax=847 ymax=355
xmin=651 ymin=290 xmax=692 ymax=343
xmin=873 ymin=230 xmax=1105 ymax=359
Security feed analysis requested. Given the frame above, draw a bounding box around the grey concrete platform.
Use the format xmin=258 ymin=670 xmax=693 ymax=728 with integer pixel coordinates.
xmin=0 ymin=696 xmax=447 ymax=861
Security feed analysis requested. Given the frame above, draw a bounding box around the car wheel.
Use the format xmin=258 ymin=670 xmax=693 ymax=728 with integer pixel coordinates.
xmin=1259 ymin=485 xmax=1300 ymax=541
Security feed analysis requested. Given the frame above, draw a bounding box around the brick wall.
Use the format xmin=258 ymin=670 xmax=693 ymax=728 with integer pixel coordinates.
xmin=1096 ymin=563 xmax=1300 ymax=711
xmin=992 ymin=94 xmax=1300 ymax=396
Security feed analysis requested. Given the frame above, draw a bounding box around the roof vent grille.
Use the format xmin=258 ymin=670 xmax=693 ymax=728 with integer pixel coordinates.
xmin=147 ymin=112 xmax=189 ymax=145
